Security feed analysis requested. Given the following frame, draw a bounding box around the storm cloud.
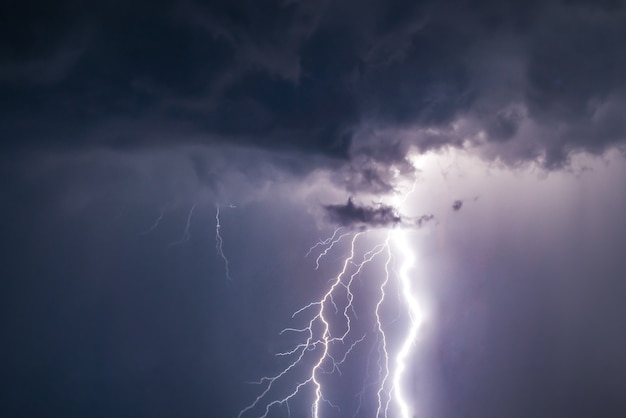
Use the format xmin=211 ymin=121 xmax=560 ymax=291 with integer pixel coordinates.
xmin=323 ymin=198 xmax=403 ymax=228
xmin=2 ymin=0 xmax=625 ymax=183
xmin=323 ymin=198 xmax=435 ymax=229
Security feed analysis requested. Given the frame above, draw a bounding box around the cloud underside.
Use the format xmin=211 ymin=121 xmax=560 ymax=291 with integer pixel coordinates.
xmin=324 ymin=198 xmax=435 ymax=229
xmin=2 ymin=0 xmax=626 ymax=192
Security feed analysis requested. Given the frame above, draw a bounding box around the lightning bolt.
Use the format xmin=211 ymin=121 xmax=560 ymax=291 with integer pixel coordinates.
xmin=140 ymin=202 xmax=234 ymax=281
xmin=240 ymin=238 xmax=422 ymax=416
xmin=392 ymin=228 xmax=421 ymax=418
xmin=215 ymin=204 xmax=232 ymax=280
xmin=240 ymin=177 xmax=423 ymax=418
xmin=306 ymin=227 xmax=353 ymax=270
xmin=169 ymin=203 xmax=196 ymax=246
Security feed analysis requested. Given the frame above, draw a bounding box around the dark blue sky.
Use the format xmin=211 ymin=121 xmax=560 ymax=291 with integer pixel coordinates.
xmin=2 ymin=1 xmax=626 ymax=417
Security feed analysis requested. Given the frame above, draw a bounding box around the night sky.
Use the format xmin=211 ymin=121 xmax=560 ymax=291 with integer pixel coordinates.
xmin=2 ymin=1 xmax=626 ymax=417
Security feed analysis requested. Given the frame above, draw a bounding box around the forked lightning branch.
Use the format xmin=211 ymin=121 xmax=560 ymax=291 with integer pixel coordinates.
xmin=239 ymin=193 xmax=424 ymax=418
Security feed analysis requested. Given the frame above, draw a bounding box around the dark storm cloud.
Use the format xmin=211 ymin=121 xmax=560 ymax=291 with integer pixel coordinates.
xmin=324 ymin=198 xmax=402 ymax=228
xmin=323 ymin=198 xmax=435 ymax=229
xmin=485 ymin=108 xmax=523 ymax=142
xmin=338 ymin=136 xmax=419 ymax=193
xmin=1 ymin=0 xmax=626 ymax=180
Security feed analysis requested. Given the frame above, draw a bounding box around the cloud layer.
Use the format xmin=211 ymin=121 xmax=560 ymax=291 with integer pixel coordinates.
xmin=2 ymin=0 xmax=625 ymax=182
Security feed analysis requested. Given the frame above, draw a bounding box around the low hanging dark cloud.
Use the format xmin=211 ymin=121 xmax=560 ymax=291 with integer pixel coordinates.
xmin=324 ymin=198 xmax=402 ymax=228
xmin=323 ymin=198 xmax=435 ymax=229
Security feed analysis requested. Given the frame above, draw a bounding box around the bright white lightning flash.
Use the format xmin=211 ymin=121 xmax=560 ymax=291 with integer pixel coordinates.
xmin=239 ymin=185 xmax=424 ymax=418
xmin=392 ymin=228 xmax=422 ymax=418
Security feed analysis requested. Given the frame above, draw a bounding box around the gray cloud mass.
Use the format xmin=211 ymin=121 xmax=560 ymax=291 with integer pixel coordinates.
xmin=1 ymin=0 xmax=625 ymax=180
xmin=323 ymin=197 xmax=436 ymax=229
xmin=324 ymin=198 xmax=403 ymax=228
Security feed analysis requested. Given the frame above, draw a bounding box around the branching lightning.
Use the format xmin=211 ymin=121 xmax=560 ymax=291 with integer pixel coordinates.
xmin=240 ymin=179 xmax=425 ymax=418
xmin=306 ymin=227 xmax=352 ymax=270
xmin=141 ymin=202 xmax=234 ymax=281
